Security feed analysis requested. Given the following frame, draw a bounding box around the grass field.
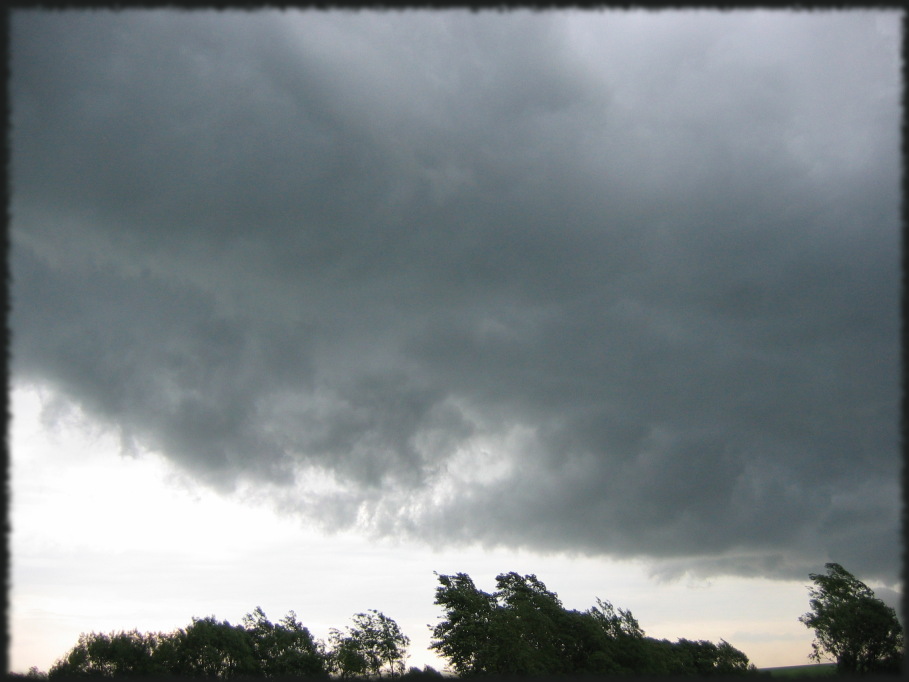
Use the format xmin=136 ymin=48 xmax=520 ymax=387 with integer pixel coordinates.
xmin=760 ymin=663 xmax=837 ymax=677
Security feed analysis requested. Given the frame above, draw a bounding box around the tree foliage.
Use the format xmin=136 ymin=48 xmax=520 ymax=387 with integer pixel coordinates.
xmin=430 ymin=570 xmax=756 ymax=677
xmin=588 ymin=597 xmax=644 ymax=640
xmin=427 ymin=572 xmax=498 ymax=676
xmin=47 ymin=630 xmax=164 ymax=678
xmin=799 ymin=562 xmax=904 ymax=674
xmin=40 ymin=573 xmax=763 ymax=680
xmin=328 ymin=610 xmax=410 ymax=679
xmin=243 ymin=606 xmax=326 ymax=677
xmin=164 ymin=615 xmax=259 ymax=677
xmin=48 ymin=608 xmax=329 ymax=679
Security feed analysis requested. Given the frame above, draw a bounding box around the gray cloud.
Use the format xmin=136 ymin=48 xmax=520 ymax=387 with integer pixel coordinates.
xmin=10 ymin=9 xmax=902 ymax=584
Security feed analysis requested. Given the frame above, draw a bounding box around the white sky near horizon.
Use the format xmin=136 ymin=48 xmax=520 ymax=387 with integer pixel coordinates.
xmin=11 ymin=382 xmax=873 ymax=675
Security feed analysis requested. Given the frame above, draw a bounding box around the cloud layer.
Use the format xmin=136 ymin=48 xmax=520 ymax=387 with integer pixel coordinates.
xmin=11 ymin=10 xmax=902 ymax=583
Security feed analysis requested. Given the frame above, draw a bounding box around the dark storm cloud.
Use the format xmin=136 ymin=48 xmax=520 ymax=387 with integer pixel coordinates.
xmin=11 ymin=10 xmax=901 ymax=583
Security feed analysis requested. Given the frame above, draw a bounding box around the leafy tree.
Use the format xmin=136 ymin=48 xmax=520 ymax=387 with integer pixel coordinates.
xmin=328 ymin=627 xmax=369 ymax=679
xmin=618 ymin=637 xmax=755 ymax=677
xmin=430 ymin=571 xmax=574 ymax=676
xmin=588 ymin=597 xmax=644 ymax=640
xmin=329 ymin=610 xmax=410 ymax=679
xmin=636 ymin=638 xmax=680 ymax=676
xmin=242 ymin=606 xmax=327 ymax=677
xmin=400 ymin=665 xmax=443 ymax=679
xmin=431 ymin=571 xmax=757 ymax=677
xmin=431 ymin=571 xmax=637 ymax=676
xmin=164 ymin=615 xmax=259 ymax=678
xmin=45 ymin=609 xmax=332 ymax=679
xmin=799 ymin=562 xmax=904 ymax=674
xmin=714 ymin=639 xmax=756 ymax=674
xmin=492 ymin=572 xmax=569 ymax=675
xmin=584 ymin=597 xmax=655 ymax=674
xmin=429 ymin=572 xmax=499 ymax=676
xmin=670 ymin=638 xmax=756 ymax=676
xmin=47 ymin=630 xmax=164 ymax=678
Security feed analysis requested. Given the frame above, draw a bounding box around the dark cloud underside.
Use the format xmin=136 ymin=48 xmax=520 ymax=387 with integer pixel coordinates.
xmin=10 ymin=9 xmax=901 ymax=583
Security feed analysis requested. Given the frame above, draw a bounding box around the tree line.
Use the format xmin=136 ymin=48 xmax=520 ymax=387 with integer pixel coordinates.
xmin=428 ymin=571 xmax=756 ymax=677
xmin=39 ymin=607 xmax=414 ymax=680
xmin=19 ymin=564 xmax=903 ymax=678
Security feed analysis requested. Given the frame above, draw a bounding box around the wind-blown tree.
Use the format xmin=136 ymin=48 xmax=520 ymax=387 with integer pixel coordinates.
xmin=329 ymin=610 xmax=410 ymax=679
xmin=48 ymin=630 xmax=164 ymax=678
xmin=427 ymin=572 xmax=499 ymax=676
xmin=671 ymin=638 xmax=757 ymax=676
xmin=586 ymin=597 xmax=651 ymax=675
xmin=45 ymin=609 xmax=331 ymax=679
xmin=492 ymin=571 xmax=573 ymax=675
xmin=158 ymin=615 xmax=260 ymax=678
xmin=328 ymin=628 xmax=369 ymax=679
xmin=430 ymin=571 xmax=756 ymax=677
xmin=714 ymin=639 xmax=756 ymax=674
xmin=431 ymin=571 xmax=641 ymax=676
xmin=799 ymin=562 xmax=904 ymax=674
xmin=242 ymin=606 xmax=327 ymax=678
xmin=588 ymin=597 xmax=644 ymax=640
xmin=400 ymin=665 xmax=443 ymax=679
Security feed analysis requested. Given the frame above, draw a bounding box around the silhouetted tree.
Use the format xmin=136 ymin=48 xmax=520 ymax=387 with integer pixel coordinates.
xmin=671 ymin=638 xmax=757 ymax=675
xmin=400 ymin=665 xmax=442 ymax=679
xmin=799 ymin=562 xmax=904 ymax=674
xmin=9 ymin=667 xmax=48 ymax=679
xmin=431 ymin=571 xmax=629 ymax=675
xmin=715 ymin=639 xmax=757 ymax=674
xmin=588 ymin=597 xmax=644 ymax=640
xmin=329 ymin=610 xmax=410 ymax=679
xmin=428 ymin=573 xmax=499 ymax=676
xmin=47 ymin=629 xmax=165 ymax=678
xmin=493 ymin=571 xmax=572 ymax=675
xmin=430 ymin=570 xmax=756 ymax=677
xmin=328 ymin=627 xmax=369 ymax=679
xmin=163 ymin=615 xmax=259 ymax=678
xmin=44 ymin=609 xmax=333 ymax=679
xmin=242 ymin=606 xmax=327 ymax=677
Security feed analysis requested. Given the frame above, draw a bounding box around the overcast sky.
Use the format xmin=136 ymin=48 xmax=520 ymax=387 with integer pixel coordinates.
xmin=9 ymin=8 xmax=902 ymax=675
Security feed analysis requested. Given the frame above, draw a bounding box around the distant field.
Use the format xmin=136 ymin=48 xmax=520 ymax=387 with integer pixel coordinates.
xmin=761 ymin=663 xmax=837 ymax=677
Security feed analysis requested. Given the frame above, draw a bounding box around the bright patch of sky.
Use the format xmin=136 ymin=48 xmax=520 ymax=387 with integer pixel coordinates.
xmin=11 ymin=384 xmax=831 ymax=674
